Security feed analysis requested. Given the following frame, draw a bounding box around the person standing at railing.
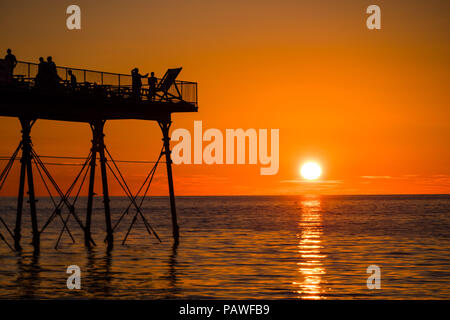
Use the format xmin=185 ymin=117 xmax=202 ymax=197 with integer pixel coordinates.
xmin=47 ymin=56 xmax=56 ymax=75
xmin=148 ymin=72 xmax=158 ymax=101
xmin=35 ymin=57 xmax=49 ymax=88
xmin=131 ymin=67 xmax=148 ymax=101
xmin=47 ymin=56 xmax=62 ymax=86
xmin=4 ymin=49 xmax=17 ymax=80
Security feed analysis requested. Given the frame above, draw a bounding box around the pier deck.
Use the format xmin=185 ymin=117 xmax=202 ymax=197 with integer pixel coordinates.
xmin=0 ymin=60 xmax=197 ymax=122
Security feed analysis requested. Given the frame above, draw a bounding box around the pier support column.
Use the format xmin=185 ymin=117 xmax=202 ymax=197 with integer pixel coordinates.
xmin=85 ymin=125 xmax=98 ymax=247
xmin=159 ymin=121 xmax=179 ymax=242
xmin=14 ymin=144 xmax=26 ymax=251
xmin=14 ymin=119 xmax=39 ymax=251
xmin=88 ymin=121 xmax=113 ymax=251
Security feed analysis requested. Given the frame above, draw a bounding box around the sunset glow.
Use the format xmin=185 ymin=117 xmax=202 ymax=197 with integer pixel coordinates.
xmin=301 ymin=162 xmax=322 ymax=180
xmin=0 ymin=1 xmax=448 ymax=196
xmin=0 ymin=0 xmax=449 ymax=304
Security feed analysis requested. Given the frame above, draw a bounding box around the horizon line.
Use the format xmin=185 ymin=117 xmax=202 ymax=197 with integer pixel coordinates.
xmin=0 ymin=193 xmax=449 ymax=198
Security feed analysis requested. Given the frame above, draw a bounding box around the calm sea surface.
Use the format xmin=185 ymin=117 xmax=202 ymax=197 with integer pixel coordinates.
xmin=0 ymin=195 xmax=449 ymax=299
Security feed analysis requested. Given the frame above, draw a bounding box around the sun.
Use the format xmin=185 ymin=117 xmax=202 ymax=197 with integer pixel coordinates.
xmin=300 ymin=162 xmax=322 ymax=180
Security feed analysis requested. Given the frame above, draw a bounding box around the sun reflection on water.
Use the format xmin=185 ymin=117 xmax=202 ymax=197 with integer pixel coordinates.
xmin=293 ymin=198 xmax=327 ymax=299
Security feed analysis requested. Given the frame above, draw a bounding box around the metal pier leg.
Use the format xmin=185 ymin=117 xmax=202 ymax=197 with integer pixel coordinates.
xmin=85 ymin=127 xmax=98 ymax=247
xmin=159 ymin=121 xmax=179 ymax=242
xmin=25 ymin=143 xmax=39 ymax=251
xmin=95 ymin=121 xmax=114 ymax=251
xmin=16 ymin=119 xmax=39 ymax=251
xmin=14 ymin=148 xmax=26 ymax=251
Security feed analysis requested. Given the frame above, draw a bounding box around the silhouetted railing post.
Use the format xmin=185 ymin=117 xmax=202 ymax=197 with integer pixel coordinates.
xmin=159 ymin=120 xmax=179 ymax=242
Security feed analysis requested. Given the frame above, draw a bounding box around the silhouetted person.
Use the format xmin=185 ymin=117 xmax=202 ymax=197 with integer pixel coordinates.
xmin=148 ymin=72 xmax=158 ymax=101
xmin=35 ymin=57 xmax=49 ymax=88
xmin=68 ymin=69 xmax=77 ymax=88
xmin=131 ymin=68 xmax=148 ymax=101
xmin=47 ymin=56 xmax=61 ymax=86
xmin=47 ymin=56 xmax=56 ymax=74
xmin=4 ymin=48 xmax=17 ymax=79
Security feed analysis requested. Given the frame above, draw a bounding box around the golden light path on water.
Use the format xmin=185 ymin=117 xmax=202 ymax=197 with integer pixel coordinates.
xmin=293 ymin=198 xmax=327 ymax=299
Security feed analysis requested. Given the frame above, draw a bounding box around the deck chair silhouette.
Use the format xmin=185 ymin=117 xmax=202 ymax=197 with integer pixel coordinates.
xmin=155 ymin=68 xmax=182 ymax=102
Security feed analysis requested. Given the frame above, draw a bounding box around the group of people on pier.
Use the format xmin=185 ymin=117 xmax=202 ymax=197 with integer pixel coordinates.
xmin=2 ymin=49 xmax=63 ymax=89
xmin=3 ymin=49 xmax=160 ymax=102
xmin=131 ymin=68 xmax=158 ymax=101
xmin=35 ymin=56 xmax=62 ymax=89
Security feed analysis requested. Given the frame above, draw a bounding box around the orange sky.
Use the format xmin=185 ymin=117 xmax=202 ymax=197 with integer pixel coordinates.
xmin=0 ymin=0 xmax=449 ymax=196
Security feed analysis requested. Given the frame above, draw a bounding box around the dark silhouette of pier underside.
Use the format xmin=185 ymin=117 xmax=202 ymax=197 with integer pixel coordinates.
xmin=0 ymin=60 xmax=198 ymax=252
xmin=0 ymin=93 xmax=196 ymax=122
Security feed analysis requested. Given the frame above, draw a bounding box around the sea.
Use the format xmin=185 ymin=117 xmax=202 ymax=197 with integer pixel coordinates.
xmin=0 ymin=195 xmax=449 ymax=299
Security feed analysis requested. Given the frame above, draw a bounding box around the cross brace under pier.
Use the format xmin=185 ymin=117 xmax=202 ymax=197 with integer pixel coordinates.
xmin=0 ymin=118 xmax=180 ymax=252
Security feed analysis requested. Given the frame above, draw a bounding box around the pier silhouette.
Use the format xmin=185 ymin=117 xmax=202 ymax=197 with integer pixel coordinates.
xmin=0 ymin=59 xmax=198 ymax=252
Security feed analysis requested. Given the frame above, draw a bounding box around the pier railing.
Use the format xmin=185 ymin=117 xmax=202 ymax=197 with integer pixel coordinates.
xmin=11 ymin=61 xmax=197 ymax=106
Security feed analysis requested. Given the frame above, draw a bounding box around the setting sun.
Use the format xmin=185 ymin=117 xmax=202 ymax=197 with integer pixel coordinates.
xmin=301 ymin=162 xmax=322 ymax=180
